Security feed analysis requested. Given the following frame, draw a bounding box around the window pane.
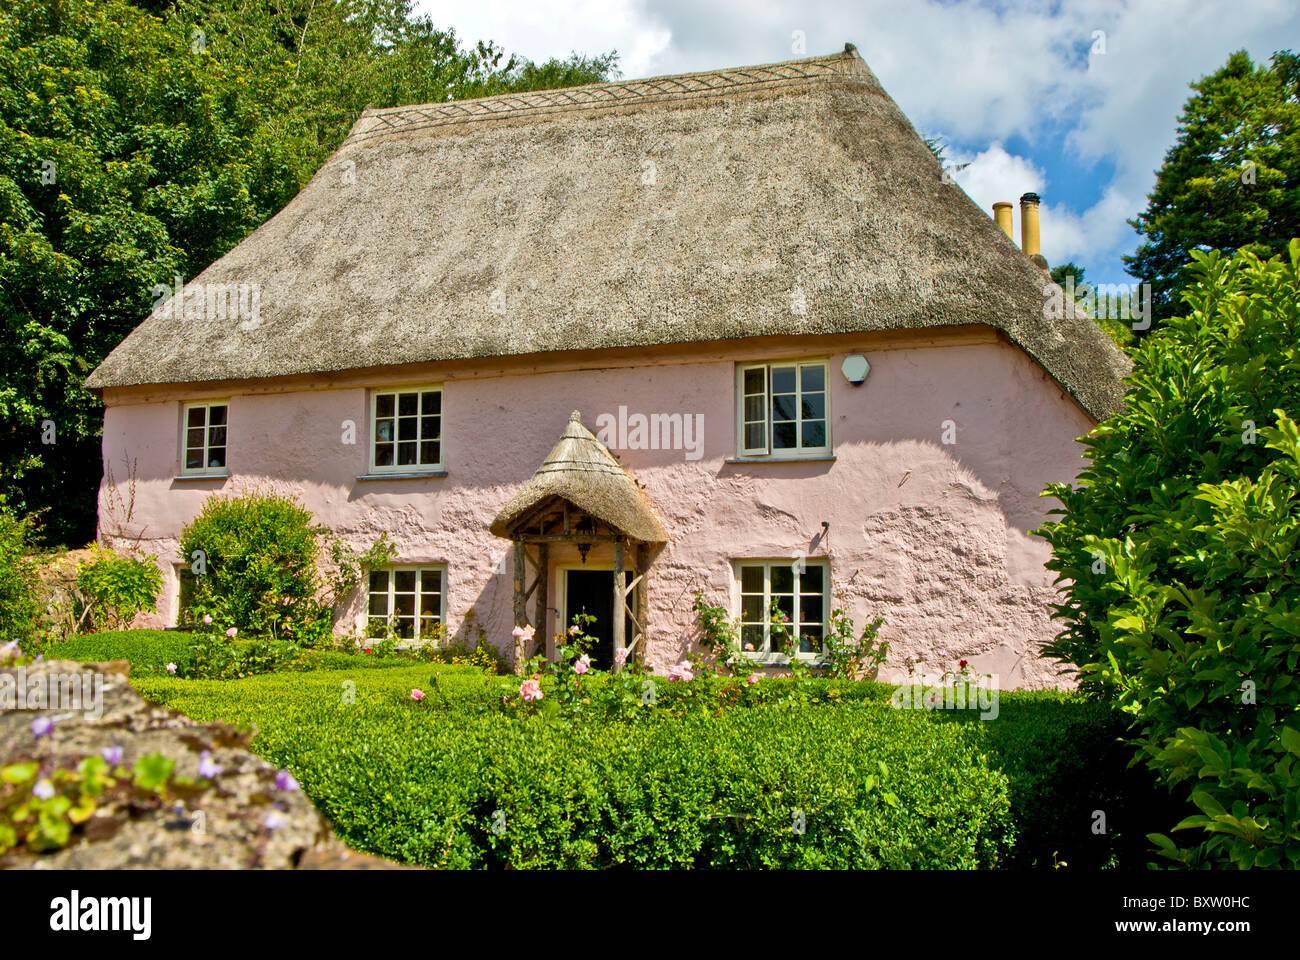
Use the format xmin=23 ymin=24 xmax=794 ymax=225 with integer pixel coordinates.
xmin=185 ymin=449 xmax=204 ymax=470
xmin=744 ymin=423 xmax=766 ymax=450
xmin=740 ymin=565 xmax=764 ymax=593
xmin=743 ymin=368 xmax=765 ymax=395
xmin=741 ymin=595 xmax=763 ymax=622
xmin=800 ymin=594 xmax=823 ymax=625
xmin=418 ymin=594 xmax=440 ymax=622
xmin=741 ymin=624 xmax=764 ymax=651
xmin=369 ymin=571 xmax=389 ymax=592
xmin=208 ymin=426 xmax=226 ymax=447
xmin=421 ymin=570 xmax=442 ymax=593
xmin=800 ymin=365 xmax=825 ymax=392
xmin=801 ymin=394 xmax=825 ymax=420
xmin=394 ymin=571 xmax=416 ymax=593
xmin=773 ymin=593 xmax=795 ymax=619
xmin=187 ymin=407 xmax=206 ymax=428
xmin=207 ymin=448 xmax=226 ymax=468
xmin=420 ymin=441 xmax=440 ymax=465
xmin=771 ymin=565 xmax=794 ymax=593
xmin=799 ymin=626 xmax=823 ymax=654
xmin=421 ymin=416 xmax=440 ymax=440
xmin=375 ymin=418 xmax=394 ymax=443
xmin=375 ymin=444 xmax=394 ymax=467
xmin=398 ymin=392 xmax=418 ymax=416
xmin=771 ymin=366 xmax=796 ymax=393
xmin=396 ymin=617 xmax=414 ymax=639
xmin=799 ymin=565 xmax=823 ymax=592
xmin=772 ymin=394 xmax=798 ymax=421
xmin=398 ymin=441 xmax=417 ymax=465
xmin=421 ymin=391 xmax=441 ymax=415
xmin=744 ymin=395 xmax=765 ymax=422
xmin=186 ymin=428 xmax=205 ymax=449
xmin=394 ymin=593 xmax=415 ymax=618
xmin=773 ymin=422 xmax=797 ymax=448
xmin=398 ymin=417 xmax=417 ymax=441
xmin=376 ymin=394 xmax=395 ymax=418
xmin=208 ymin=405 xmax=227 ymax=426
xmin=368 ymin=594 xmax=389 ymax=616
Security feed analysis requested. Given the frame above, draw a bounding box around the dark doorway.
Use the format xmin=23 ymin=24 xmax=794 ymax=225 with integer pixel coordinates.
xmin=564 ymin=569 xmax=630 ymax=670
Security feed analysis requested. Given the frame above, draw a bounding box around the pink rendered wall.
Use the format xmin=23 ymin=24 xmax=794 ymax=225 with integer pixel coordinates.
xmin=97 ymin=333 xmax=1095 ymax=688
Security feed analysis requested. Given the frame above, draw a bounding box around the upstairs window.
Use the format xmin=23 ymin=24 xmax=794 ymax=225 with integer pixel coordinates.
xmin=735 ymin=560 xmax=828 ymax=659
xmin=367 ymin=566 xmax=445 ymax=641
xmin=181 ymin=402 xmax=228 ymax=476
xmin=371 ymin=388 xmax=442 ymax=473
xmin=737 ymin=361 xmax=829 ymax=458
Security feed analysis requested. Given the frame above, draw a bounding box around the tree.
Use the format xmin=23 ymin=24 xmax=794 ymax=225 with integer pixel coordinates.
xmin=0 ymin=0 xmax=617 ymax=546
xmin=1037 ymin=240 xmax=1300 ymax=867
xmin=1125 ymin=50 xmax=1299 ymax=325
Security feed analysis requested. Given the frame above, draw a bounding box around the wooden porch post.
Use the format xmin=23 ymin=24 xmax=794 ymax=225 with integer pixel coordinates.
xmin=512 ymin=538 xmax=527 ymax=675
xmin=612 ymin=538 xmax=625 ymax=668
xmin=534 ymin=542 xmax=549 ymax=661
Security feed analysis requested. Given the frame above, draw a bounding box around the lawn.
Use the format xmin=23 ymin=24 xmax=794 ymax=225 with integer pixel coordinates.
xmin=42 ymin=630 xmax=1181 ymax=869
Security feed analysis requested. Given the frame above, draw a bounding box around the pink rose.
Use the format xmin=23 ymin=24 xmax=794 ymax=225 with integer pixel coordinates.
xmin=568 ymin=625 xmax=581 ymax=637
xmin=520 ymin=678 xmax=543 ymax=702
xmin=165 ymin=662 xmax=177 ymax=674
xmin=747 ymin=674 xmax=759 ymax=685
xmin=668 ymin=661 xmax=694 ymax=682
xmin=573 ymin=654 xmax=591 ymax=675
xmin=512 ymin=624 xmax=536 ymax=640
xmin=410 ymin=689 xmax=425 ymax=701
xmin=202 ymin=614 xmax=213 ymax=625
xmin=613 ymin=647 xmax=629 ymax=665
xmin=225 ymin=627 xmax=237 ymax=638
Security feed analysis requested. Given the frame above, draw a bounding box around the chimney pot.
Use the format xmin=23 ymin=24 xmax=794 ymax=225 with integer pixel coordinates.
xmin=1018 ymin=193 xmax=1042 ymax=257
xmin=992 ymin=202 xmax=1014 ymax=241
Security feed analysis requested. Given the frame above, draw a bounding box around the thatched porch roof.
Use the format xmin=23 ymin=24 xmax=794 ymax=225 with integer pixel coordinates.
xmin=491 ymin=411 xmax=667 ymax=543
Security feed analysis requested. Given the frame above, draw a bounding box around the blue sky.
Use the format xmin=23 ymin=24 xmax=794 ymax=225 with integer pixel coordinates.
xmin=416 ymin=0 xmax=1300 ymax=286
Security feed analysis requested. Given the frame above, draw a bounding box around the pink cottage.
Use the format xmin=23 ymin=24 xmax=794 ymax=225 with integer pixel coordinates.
xmin=85 ymin=45 xmax=1128 ymax=687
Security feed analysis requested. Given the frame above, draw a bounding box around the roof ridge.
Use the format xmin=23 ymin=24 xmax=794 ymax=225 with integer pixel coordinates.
xmin=342 ymin=46 xmax=867 ymax=146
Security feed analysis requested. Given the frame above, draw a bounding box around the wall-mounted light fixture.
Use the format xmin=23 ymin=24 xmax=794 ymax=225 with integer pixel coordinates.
xmin=841 ymin=355 xmax=870 ymax=385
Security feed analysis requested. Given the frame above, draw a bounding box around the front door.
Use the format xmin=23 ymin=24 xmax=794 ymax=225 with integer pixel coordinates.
xmin=564 ymin=569 xmax=629 ymax=670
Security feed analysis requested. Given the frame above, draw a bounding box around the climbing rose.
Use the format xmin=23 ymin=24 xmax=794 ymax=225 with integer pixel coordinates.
xmin=225 ymin=627 xmax=238 ymax=638
xmin=165 ymin=662 xmax=177 ymax=674
xmin=512 ymin=624 xmax=536 ymax=640
xmin=411 ymin=688 xmax=425 ymax=701
xmin=568 ymin=625 xmax=581 ymax=637
xmin=573 ymin=654 xmax=591 ymax=675
xmin=747 ymin=674 xmax=760 ymax=685
xmin=203 ymin=614 xmax=213 ymax=625
xmin=668 ymin=661 xmax=693 ymax=682
xmin=959 ymin=659 xmax=969 ymax=670
xmin=520 ymin=678 xmax=543 ymax=701
xmin=614 ymin=647 xmax=629 ymax=665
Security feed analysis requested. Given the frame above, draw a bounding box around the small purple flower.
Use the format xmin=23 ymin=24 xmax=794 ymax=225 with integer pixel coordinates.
xmin=101 ymin=745 xmax=123 ymax=765
xmin=32 ymin=779 xmax=55 ymax=800
xmin=274 ymin=769 xmax=299 ymax=792
xmin=197 ymin=750 xmax=221 ymax=779
xmin=30 ymin=716 xmax=54 ymax=740
xmin=33 ymin=653 xmax=43 ymax=663
xmin=264 ymin=810 xmax=289 ymax=830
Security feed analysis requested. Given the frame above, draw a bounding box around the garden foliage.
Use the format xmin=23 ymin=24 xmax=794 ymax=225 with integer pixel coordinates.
xmin=1038 ymin=241 xmax=1300 ymax=868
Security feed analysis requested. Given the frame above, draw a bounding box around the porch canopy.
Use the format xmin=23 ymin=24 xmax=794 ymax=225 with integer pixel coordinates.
xmin=491 ymin=411 xmax=667 ymax=673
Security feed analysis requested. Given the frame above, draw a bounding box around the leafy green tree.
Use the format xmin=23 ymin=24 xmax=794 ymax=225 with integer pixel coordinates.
xmin=1037 ymin=240 xmax=1300 ymax=868
xmin=0 ymin=0 xmax=617 ymax=546
xmin=1126 ymin=50 xmax=1299 ymax=324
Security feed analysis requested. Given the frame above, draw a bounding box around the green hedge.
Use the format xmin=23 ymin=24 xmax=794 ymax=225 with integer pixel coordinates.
xmin=46 ymin=630 xmax=198 ymax=675
xmin=135 ymin=669 xmax=1011 ymax=869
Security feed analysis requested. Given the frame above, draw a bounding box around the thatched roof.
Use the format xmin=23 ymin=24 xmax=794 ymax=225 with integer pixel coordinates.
xmin=490 ymin=411 xmax=668 ymax=543
xmin=86 ymin=44 xmax=1128 ymax=419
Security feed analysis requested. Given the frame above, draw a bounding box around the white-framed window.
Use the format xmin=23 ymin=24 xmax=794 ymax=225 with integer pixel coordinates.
xmin=736 ymin=360 xmax=830 ymax=458
xmin=367 ymin=566 xmax=445 ymax=640
xmin=735 ymin=559 xmax=828 ymax=660
xmin=370 ymin=387 xmax=442 ymax=472
xmin=181 ymin=401 xmax=229 ymax=475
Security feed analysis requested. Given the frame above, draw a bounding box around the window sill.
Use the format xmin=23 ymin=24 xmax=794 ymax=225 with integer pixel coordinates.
xmin=724 ymin=455 xmax=836 ymax=465
xmin=173 ymin=473 xmax=229 ymax=481
xmin=355 ymin=470 xmax=448 ymax=481
xmin=739 ymin=653 xmax=829 ymax=667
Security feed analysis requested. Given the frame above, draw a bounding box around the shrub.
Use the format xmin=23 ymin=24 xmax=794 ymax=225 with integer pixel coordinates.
xmin=75 ymin=550 xmax=163 ymax=630
xmin=0 ymin=501 xmax=40 ymax=643
xmin=48 ymin=630 xmax=198 ymax=675
xmin=1037 ymin=241 xmax=1300 ymax=868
